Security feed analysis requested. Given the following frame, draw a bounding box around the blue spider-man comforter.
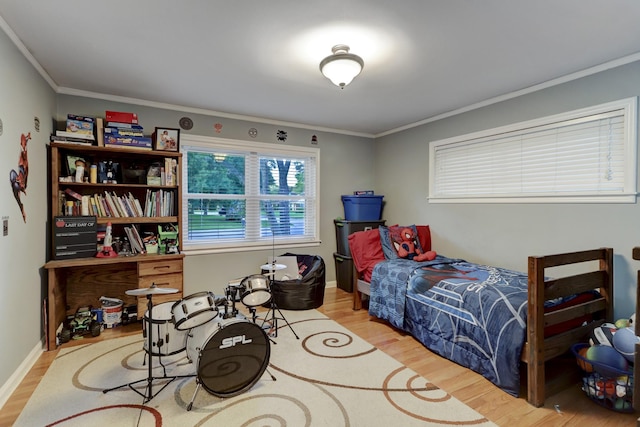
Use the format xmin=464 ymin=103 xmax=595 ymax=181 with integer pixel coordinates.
xmin=368 ymin=256 xmax=529 ymax=397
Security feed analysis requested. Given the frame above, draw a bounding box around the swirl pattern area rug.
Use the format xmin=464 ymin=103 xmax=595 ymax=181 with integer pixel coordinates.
xmin=15 ymin=309 xmax=495 ymax=426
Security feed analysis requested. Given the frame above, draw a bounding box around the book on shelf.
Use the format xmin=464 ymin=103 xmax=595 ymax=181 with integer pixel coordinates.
xmin=64 ymin=188 xmax=83 ymax=201
xmin=130 ymin=225 xmax=145 ymax=252
xmin=104 ymin=134 xmax=152 ymax=150
xmin=123 ymin=228 xmax=138 ymax=253
xmin=96 ymin=117 xmax=105 ymax=147
xmin=104 ymin=126 xmax=145 ymax=138
xmin=81 ymin=196 xmax=90 ymax=216
xmin=66 ymin=115 xmax=94 ymax=137
xmin=120 ymin=194 xmax=136 ymax=217
xmin=56 ymin=130 xmax=95 ymax=141
xmin=111 ymin=191 xmax=128 ymax=217
xmin=106 ymin=122 xmax=144 ymax=130
xmin=67 ymin=114 xmax=95 ymax=123
xmin=105 ymin=110 xmax=138 ymax=124
xmin=128 ymin=192 xmax=143 ymax=216
xmin=134 ymin=197 xmax=144 ymax=217
xmin=89 ymin=196 xmax=99 ymax=217
xmin=98 ymin=195 xmax=111 ymax=217
xmin=51 ymin=135 xmax=94 ymax=146
xmin=164 ymin=157 xmax=178 ymax=186
xmin=103 ymin=192 xmax=121 ymax=217
xmin=124 ymin=226 xmax=145 ymax=254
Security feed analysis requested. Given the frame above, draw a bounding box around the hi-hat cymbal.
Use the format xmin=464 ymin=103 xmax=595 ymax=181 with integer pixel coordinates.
xmin=260 ymin=263 xmax=286 ymax=271
xmin=126 ymin=286 xmax=179 ymax=296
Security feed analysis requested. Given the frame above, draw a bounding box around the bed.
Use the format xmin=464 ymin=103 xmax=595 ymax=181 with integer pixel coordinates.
xmin=348 ymin=224 xmax=613 ymax=407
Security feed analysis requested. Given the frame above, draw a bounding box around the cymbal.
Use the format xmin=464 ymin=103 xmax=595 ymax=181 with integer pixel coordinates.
xmin=126 ymin=286 xmax=179 ymax=296
xmin=260 ymin=263 xmax=286 ymax=271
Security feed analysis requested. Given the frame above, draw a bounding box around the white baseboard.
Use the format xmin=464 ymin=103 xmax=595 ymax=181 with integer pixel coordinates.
xmin=0 ymin=339 xmax=45 ymax=410
xmin=326 ymin=280 xmax=336 ymax=288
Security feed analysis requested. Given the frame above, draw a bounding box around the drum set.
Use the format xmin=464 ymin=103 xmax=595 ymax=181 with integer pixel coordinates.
xmin=103 ymin=272 xmax=296 ymax=411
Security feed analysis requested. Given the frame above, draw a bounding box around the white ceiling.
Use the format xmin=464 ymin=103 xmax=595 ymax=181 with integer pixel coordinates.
xmin=1 ymin=1 xmax=640 ymax=136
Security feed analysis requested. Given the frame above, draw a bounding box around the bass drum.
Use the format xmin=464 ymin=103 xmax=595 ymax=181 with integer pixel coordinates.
xmin=186 ymin=318 xmax=270 ymax=398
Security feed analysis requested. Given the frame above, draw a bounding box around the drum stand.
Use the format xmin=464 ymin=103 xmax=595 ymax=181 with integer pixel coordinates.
xmin=103 ymin=287 xmax=193 ymax=403
xmin=260 ymin=300 xmax=299 ymax=339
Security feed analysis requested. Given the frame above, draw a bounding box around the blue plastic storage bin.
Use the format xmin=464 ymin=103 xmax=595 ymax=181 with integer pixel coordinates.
xmin=341 ymin=195 xmax=384 ymax=221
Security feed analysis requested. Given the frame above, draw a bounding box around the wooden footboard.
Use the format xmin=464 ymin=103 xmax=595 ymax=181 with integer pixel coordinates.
xmin=524 ymin=247 xmax=613 ymax=407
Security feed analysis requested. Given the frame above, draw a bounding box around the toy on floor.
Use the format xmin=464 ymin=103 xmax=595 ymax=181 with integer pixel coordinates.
xmin=58 ymin=306 xmax=102 ymax=343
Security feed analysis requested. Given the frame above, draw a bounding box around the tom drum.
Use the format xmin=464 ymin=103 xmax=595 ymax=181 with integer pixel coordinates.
xmin=172 ymin=291 xmax=218 ymax=330
xmin=240 ymin=274 xmax=272 ymax=307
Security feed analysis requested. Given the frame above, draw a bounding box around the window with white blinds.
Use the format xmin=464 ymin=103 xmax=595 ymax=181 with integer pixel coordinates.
xmin=181 ymin=135 xmax=320 ymax=253
xmin=429 ymin=97 xmax=638 ymax=203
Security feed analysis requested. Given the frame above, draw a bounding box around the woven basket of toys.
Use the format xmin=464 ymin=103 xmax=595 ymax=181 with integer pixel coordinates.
xmin=572 ymin=322 xmax=637 ymax=413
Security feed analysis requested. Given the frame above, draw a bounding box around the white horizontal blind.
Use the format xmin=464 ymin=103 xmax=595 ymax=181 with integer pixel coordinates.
xmin=181 ymin=135 xmax=320 ymax=253
xmin=429 ymin=98 xmax=637 ymax=203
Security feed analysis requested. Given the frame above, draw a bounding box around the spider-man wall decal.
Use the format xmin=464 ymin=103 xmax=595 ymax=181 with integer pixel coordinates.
xmin=9 ymin=132 xmax=30 ymax=222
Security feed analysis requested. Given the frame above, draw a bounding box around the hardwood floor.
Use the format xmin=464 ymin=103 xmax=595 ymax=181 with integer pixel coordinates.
xmin=1 ymin=287 xmax=637 ymax=426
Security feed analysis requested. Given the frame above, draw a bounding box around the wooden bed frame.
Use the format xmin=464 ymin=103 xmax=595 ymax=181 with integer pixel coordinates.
xmin=352 ymin=247 xmax=613 ymax=407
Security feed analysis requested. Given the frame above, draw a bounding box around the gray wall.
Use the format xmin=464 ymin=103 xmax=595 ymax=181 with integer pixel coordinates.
xmin=375 ymin=60 xmax=640 ymax=319
xmin=0 ymin=29 xmax=55 ymax=396
xmin=56 ymin=96 xmax=376 ymax=297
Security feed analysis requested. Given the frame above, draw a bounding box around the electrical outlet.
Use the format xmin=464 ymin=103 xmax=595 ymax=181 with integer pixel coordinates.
xmin=2 ymin=217 xmax=7 ymax=236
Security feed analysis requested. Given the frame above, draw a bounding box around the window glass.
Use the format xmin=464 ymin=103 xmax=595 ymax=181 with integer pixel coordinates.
xmin=182 ymin=136 xmax=319 ymax=253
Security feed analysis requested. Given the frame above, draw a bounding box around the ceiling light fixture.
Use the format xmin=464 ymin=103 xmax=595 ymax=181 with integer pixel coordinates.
xmin=319 ymin=44 xmax=364 ymax=89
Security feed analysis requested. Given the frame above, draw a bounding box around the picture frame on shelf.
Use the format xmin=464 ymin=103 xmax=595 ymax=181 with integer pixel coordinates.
xmin=153 ymin=127 xmax=180 ymax=152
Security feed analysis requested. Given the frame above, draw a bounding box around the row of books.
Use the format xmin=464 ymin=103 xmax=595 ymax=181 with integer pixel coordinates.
xmin=144 ymin=189 xmax=176 ymax=217
xmin=123 ymin=225 xmax=145 ymax=254
xmin=61 ymin=188 xmax=175 ymax=218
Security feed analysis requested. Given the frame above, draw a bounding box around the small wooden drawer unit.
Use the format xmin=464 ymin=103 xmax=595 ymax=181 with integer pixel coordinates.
xmin=137 ymin=257 xmax=184 ymax=317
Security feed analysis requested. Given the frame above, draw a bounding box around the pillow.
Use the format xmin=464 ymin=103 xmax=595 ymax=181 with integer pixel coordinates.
xmin=348 ymin=228 xmax=385 ymax=282
xmin=379 ymin=225 xmax=423 ymax=259
xmin=416 ymin=225 xmax=432 ymax=252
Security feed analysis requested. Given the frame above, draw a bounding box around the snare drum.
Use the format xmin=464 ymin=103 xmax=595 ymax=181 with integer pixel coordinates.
xmin=186 ymin=318 xmax=270 ymax=398
xmin=240 ymin=274 xmax=272 ymax=307
xmin=143 ymin=302 xmax=188 ymax=356
xmin=172 ymin=292 xmax=218 ymax=330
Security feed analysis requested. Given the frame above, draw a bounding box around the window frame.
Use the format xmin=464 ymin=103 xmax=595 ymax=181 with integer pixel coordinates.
xmin=180 ymin=134 xmax=321 ymax=255
xmin=428 ymin=97 xmax=638 ymax=203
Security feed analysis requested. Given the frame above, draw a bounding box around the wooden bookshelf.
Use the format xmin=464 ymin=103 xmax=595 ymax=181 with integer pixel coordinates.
xmin=45 ymin=141 xmax=184 ymax=350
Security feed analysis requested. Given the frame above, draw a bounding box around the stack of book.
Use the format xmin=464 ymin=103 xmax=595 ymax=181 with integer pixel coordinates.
xmin=50 ymin=114 xmax=96 ymax=146
xmin=103 ymin=110 xmax=152 ymax=150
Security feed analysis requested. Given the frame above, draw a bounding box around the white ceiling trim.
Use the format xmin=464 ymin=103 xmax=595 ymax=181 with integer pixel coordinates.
xmin=57 ymin=87 xmax=375 ymax=139
xmin=376 ymin=52 xmax=640 ymax=138
xmin=0 ymin=14 xmax=57 ymax=90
